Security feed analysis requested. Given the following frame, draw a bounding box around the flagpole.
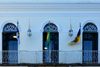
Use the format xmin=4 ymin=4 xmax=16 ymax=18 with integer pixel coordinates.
xmin=70 ymin=18 xmax=71 ymax=32
xmin=49 ymin=21 xmax=50 ymax=49
xmin=49 ymin=21 xmax=50 ymax=62
xmin=17 ymin=20 xmax=20 ymax=45
xmin=80 ymin=23 xmax=81 ymax=52
xmin=17 ymin=20 xmax=20 ymax=58
xmin=80 ymin=23 xmax=81 ymax=28
xmin=29 ymin=19 xmax=30 ymax=30
xmin=17 ymin=20 xmax=19 ymax=25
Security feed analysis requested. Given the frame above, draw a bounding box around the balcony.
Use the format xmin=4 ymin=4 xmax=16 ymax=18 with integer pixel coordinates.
xmin=0 ymin=50 xmax=100 ymax=66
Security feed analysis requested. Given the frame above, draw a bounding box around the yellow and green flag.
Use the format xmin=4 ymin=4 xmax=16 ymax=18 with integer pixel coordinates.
xmin=47 ymin=28 xmax=50 ymax=47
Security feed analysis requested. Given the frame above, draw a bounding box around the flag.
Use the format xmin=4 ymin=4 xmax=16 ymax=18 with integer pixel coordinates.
xmin=46 ymin=28 xmax=50 ymax=47
xmin=16 ymin=21 xmax=20 ymax=45
xmin=68 ymin=28 xmax=81 ymax=44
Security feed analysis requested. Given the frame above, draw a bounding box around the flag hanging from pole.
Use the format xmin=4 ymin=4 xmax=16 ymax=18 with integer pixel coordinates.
xmin=68 ymin=28 xmax=81 ymax=44
xmin=46 ymin=28 xmax=50 ymax=47
xmin=16 ymin=21 xmax=20 ymax=45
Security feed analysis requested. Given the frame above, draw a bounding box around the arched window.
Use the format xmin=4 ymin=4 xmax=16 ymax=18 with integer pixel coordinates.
xmin=2 ymin=23 xmax=18 ymax=63
xmin=3 ymin=23 xmax=17 ymax=32
xmin=83 ymin=23 xmax=98 ymax=63
xmin=43 ymin=23 xmax=59 ymax=63
xmin=44 ymin=23 xmax=58 ymax=32
xmin=83 ymin=23 xmax=97 ymax=31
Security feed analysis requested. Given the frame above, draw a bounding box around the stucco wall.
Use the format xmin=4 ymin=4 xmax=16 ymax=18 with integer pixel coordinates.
xmin=0 ymin=1 xmax=99 ymax=64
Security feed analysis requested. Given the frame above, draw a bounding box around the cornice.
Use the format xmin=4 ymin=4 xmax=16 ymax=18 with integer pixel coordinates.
xmin=0 ymin=12 xmax=100 ymax=17
xmin=0 ymin=0 xmax=100 ymax=4
xmin=0 ymin=3 xmax=100 ymax=12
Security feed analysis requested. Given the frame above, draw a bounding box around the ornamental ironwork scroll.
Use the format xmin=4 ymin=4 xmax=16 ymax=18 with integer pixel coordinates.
xmin=83 ymin=23 xmax=97 ymax=31
xmin=83 ymin=34 xmax=93 ymax=39
xmin=3 ymin=23 xmax=17 ymax=32
xmin=44 ymin=23 xmax=58 ymax=32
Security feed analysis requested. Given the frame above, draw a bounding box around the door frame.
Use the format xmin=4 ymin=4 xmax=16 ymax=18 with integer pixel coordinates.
xmin=43 ymin=32 xmax=59 ymax=63
xmin=82 ymin=32 xmax=98 ymax=63
xmin=2 ymin=32 xmax=18 ymax=63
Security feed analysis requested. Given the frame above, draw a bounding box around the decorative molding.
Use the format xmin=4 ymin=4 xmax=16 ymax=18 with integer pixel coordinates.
xmin=0 ymin=3 xmax=100 ymax=12
xmin=21 ymin=30 xmax=41 ymax=32
xmin=81 ymin=20 xmax=100 ymax=32
xmin=0 ymin=0 xmax=100 ymax=3
xmin=41 ymin=20 xmax=61 ymax=32
xmin=60 ymin=30 xmax=78 ymax=33
xmin=3 ymin=29 xmax=100 ymax=33
xmin=20 ymin=30 xmax=78 ymax=33
xmin=0 ymin=20 xmax=17 ymax=32
xmin=0 ymin=12 xmax=100 ymax=17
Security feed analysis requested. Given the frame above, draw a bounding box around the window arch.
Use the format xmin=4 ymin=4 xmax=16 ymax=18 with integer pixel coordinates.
xmin=83 ymin=23 xmax=97 ymax=31
xmin=83 ymin=23 xmax=98 ymax=63
xmin=43 ymin=23 xmax=59 ymax=63
xmin=3 ymin=23 xmax=17 ymax=32
xmin=44 ymin=23 xmax=58 ymax=32
xmin=2 ymin=23 xmax=18 ymax=63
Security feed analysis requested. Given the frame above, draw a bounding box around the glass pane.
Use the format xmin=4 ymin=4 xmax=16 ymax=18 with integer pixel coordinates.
xmin=9 ymin=41 xmax=18 ymax=50
xmin=83 ymin=23 xmax=97 ymax=31
xmin=83 ymin=41 xmax=92 ymax=63
xmin=84 ymin=41 xmax=92 ymax=50
xmin=8 ymin=41 xmax=18 ymax=63
xmin=43 ymin=33 xmax=58 ymax=63
xmin=44 ymin=23 xmax=58 ymax=32
xmin=3 ymin=23 xmax=17 ymax=32
xmin=44 ymin=41 xmax=54 ymax=63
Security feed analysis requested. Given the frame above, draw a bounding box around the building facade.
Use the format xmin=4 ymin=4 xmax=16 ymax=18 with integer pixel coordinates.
xmin=0 ymin=0 xmax=100 ymax=67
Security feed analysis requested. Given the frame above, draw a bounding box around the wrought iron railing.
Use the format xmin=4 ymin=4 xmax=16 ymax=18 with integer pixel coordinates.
xmin=83 ymin=50 xmax=98 ymax=64
xmin=2 ymin=51 xmax=18 ymax=64
xmin=0 ymin=50 xmax=99 ymax=64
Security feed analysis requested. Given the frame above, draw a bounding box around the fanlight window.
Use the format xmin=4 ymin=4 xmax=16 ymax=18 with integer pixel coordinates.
xmin=44 ymin=23 xmax=58 ymax=32
xmin=83 ymin=23 xmax=97 ymax=31
xmin=3 ymin=23 xmax=17 ymax=32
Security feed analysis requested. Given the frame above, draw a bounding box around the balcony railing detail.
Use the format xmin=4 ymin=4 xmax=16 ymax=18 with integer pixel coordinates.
xmin=0 ymin=50 xmax=99 ymax=65
xmin=83 ymin=51 xmax=98 ymax=64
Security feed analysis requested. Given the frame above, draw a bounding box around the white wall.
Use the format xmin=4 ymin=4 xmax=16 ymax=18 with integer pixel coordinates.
xmin=0 ymin=16 xmax=99 ymax=51
xmin=0 ymin=2 xmax=99 ymax=64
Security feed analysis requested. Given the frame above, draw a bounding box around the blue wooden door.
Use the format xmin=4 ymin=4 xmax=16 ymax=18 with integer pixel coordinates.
xmin=83 ymin=41 xmax=92 ymax=62
xmin=43 ymin=32 xmax=59 ymax=63
xmin=83 ymin=33 xmax=98 ymax=63
xmin=8 ymin=41 xmax=18 ymax=63
xmin=2 ymin=33 xmax=18 ymax=63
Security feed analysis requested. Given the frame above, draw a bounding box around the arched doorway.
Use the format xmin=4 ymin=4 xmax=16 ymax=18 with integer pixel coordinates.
xmin=43 ymin=23 xmax=59 ymax=63
xmin=2 ymin=23 xmax=18 ymax=63
xmin=83 ymin=23 xmax=98 ymax=63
